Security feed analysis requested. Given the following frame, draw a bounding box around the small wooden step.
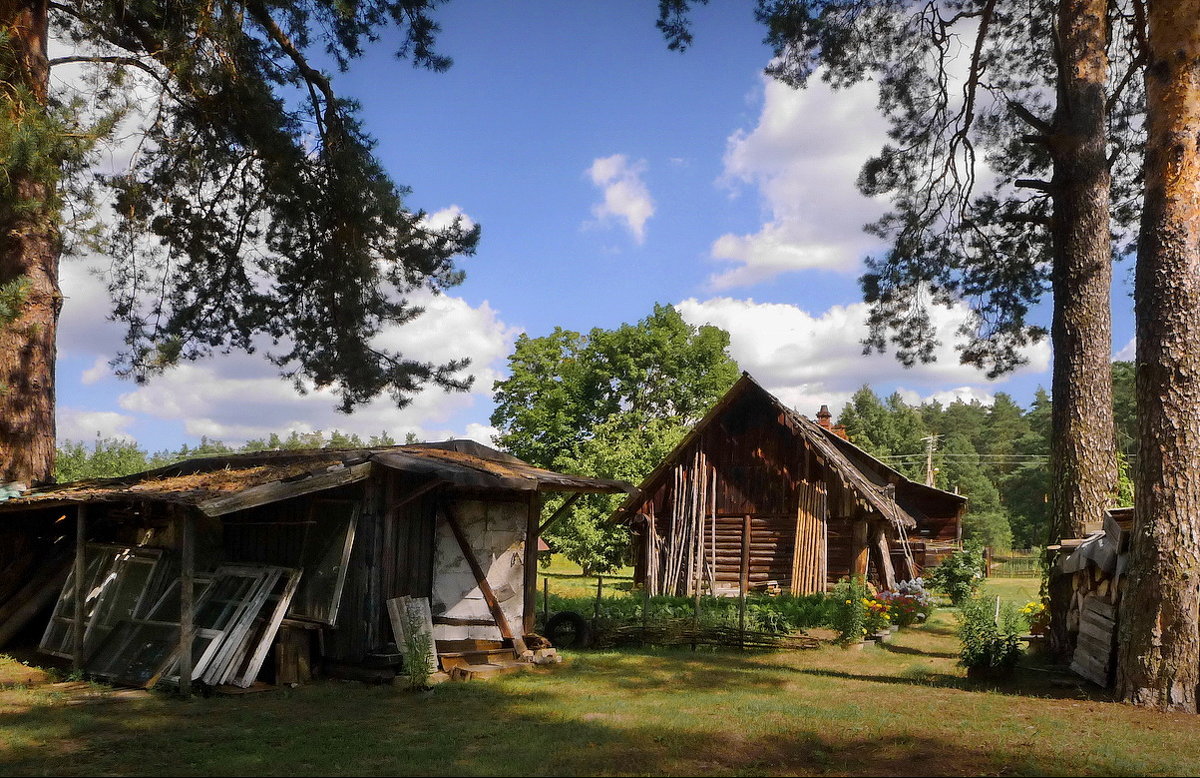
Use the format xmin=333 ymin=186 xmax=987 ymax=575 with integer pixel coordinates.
xmin=438 ymin=648 xmax=518 ymax=672
xmin=448 ymin=662 xmax=526 ymax=681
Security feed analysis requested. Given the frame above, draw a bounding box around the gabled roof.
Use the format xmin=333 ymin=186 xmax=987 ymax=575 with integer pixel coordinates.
xmin=0 ymin=440 xmax=631 ymax=517
xmin=612 ymin=373 xmax=965 ymax=529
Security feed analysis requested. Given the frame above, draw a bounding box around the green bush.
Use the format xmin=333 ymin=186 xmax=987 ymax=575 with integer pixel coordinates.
xmin=538 ymin=590 xmax=835 ymax=640
xmin=957 ymin=595 xmax=1024 ymax=677
xmin=928 ymin=546 xmax=986 ymax=605
xmin=830 ymin=576 xmax=869 ymax=645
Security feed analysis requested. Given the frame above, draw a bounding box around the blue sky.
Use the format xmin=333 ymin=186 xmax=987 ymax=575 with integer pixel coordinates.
xmin=53 ymin=1 xmax=1137 ymax=453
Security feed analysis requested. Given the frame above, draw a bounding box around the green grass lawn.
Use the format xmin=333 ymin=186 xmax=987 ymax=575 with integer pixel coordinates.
xmin=2 ymin=576 xmax=1198 ymax=776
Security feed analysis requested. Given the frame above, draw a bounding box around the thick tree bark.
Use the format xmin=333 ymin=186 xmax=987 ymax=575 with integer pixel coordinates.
xmin=1045 ymin=0 xmax=1118 ymax=659
xmin=0 ymin=0 xmax=59 ymax=486
xmin=1117 ymin=0 xmax=1200 ymax=713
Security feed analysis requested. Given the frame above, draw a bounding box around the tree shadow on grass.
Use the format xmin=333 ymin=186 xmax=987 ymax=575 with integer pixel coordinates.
xmin=790 ymin=666 xmax=1111 ymax=702
xmin=878 ymin=641 xmax=959 ymax=660
xmin=0 ymin=664 xmax=1180 ymax=777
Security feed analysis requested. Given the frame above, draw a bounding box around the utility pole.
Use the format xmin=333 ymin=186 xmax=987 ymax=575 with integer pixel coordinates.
xmin=921 ymin=434 xmax=941 ymax=487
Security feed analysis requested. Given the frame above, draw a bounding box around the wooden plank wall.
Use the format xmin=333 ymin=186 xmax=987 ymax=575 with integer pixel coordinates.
xmin=636 ymin=392 xmax=832 ymax=594
xmin=324 ymin=479 xmax=383 ymax=664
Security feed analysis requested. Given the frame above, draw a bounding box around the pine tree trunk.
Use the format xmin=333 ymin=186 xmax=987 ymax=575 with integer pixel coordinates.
xmin=1045 ymin=0 xmax=1118 ymax=659
xmin=1117 ymin=0 xmax=1200 ymax=713
xmin=0 ymin=0 xmax=59 ymax=486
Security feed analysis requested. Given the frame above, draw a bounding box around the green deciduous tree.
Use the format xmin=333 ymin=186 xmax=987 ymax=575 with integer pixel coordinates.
xmin=491 ymin=304 xmax=739 ymax=573
xmin=1 ymin=0 xmax=477 ymax=486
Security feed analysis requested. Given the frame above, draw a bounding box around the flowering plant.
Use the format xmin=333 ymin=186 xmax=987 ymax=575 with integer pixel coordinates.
xmin=863 ymin=596 xmax=892 ymax=634
xmin=1021 ymin=599 xmax=1049 ymax=636
xmin=830 ymin=576 xmax=868 ymax=645
xmin=878 ymin=578 xmax=936 ymax=627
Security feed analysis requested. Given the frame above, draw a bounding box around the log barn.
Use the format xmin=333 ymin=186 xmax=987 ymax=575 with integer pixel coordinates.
xmin=0 ymin=440 xmax=627 ymax=689
xmin=611 ymin=374 xmax=965 ymax=597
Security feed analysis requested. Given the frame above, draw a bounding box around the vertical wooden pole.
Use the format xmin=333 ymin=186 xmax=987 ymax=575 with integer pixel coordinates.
xmin=740 ymin=513 xmax=751 ymax=650
xmin=641 ymin=573 xmax=650 ymax=646
xmin=178 ymin=509 xmax=195 ymax=696
xmin=851 ymin=518 xmax=870 ymax=578
xmin=72 ymin=504 xmax=86 ymax=671
xmin=523 ymin=492 xmax=542 ymax=636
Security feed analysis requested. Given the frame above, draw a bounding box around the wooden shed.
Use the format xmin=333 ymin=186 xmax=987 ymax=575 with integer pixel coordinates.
xmin=0 ymin=440 xmax=627 ymax=689
xmin=611 ymin=374 xmax=965 ymax=597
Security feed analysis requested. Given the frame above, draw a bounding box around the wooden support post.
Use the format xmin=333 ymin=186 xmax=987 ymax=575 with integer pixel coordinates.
xmin=740 ymin=513 xmax=751 ymax=650
xmin=72 ymin=505 xmax=87 ymax=671
xmin=594 ymin=575 xmax=603 ymax=621
xmin=178 ymin=509 xmax=195 ymax=696
xmin=740 ymin=514 xmax=752 ymax=596
xmin=441 ymin=501 xmax=526 ymax=653
xmin=870 ymin=522 xmax=897 ymax=591
xmin=851 ymin=518 xmax=870 ymax=578
xmin=523 ymin=492 xmax=541 ymax=636
xmin=641 ymin=573 xmax=650 ymax=645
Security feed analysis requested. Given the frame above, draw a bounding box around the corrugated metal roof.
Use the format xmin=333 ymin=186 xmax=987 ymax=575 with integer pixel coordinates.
xmin=0 ymin=441 xmax=630 ymax=516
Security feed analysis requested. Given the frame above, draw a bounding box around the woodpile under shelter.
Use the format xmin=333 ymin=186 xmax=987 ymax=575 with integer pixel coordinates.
xmin=610 ymin=374 xmax=966 ymax=597
xmin=1049 ymin=507 xmax=1134 ymax=687
xmin=0 ymin=441 xmax=627 ymax=690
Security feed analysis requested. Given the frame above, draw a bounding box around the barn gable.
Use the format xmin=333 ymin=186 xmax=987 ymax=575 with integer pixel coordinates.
xmin=612 ymin=373 xmax=965 ymax=596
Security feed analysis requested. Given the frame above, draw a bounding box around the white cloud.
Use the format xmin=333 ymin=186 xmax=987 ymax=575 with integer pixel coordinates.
xmin=53 ymin=212 xmax=522 ymax=449
xmin=586 ymin=154 xmax=655 ymax=243
xmin=709 ymin=75 xmax=889 ymax=288
xmin=1114 ymin=337 xmax=1135 ymax=361
xmin=676 ymin=297 xmax=1049 ymax=414
xmin=113 ymin=291 xmax=521 ymax=445
xmin=57 ymin=408 xmax=136 ymax=442
xmin=421 ymin=204 xmax=476 ymax=234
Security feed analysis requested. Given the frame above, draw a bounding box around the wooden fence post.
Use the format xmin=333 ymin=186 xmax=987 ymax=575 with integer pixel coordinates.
xmin=740 ymin=513 xmax=751 ymax=650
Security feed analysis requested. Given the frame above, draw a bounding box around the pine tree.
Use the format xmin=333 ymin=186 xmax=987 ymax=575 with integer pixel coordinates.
xmin=0 ymin=0 xmax=477 ymax=485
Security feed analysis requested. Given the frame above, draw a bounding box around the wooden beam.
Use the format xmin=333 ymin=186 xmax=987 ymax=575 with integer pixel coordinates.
xmin=870 ymin=522 xmax=897 ymax=591
xmin=178 ymin=509 xmax=195 ymax=696
xmin=537 ymin=492 xmax=581 ymax=535
xmin=851 ymin=518 xmax=869 ymax=578
xmin=72 ymin=505 xmax=86 ymax=671
xmin=440 ymin=502 xmax=527 ymax=654
xmin=523 ymin=492 xmax=542 ymax=636
xmin=197 ymin=462 xmax=372 ymax=516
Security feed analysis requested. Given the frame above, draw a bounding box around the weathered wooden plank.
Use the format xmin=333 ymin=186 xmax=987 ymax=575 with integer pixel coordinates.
xmin=851 ymin=519 xmax=869 ymax=577
xmin=523 ymin=493 xmax=541 ymax=635
xmin=198 ymin=463 xmax=373 ymax=516
xmin=72 ymin=505 xmax=86 ymax=671
xmin=178 ymin=509 xmax=194 ymax=696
